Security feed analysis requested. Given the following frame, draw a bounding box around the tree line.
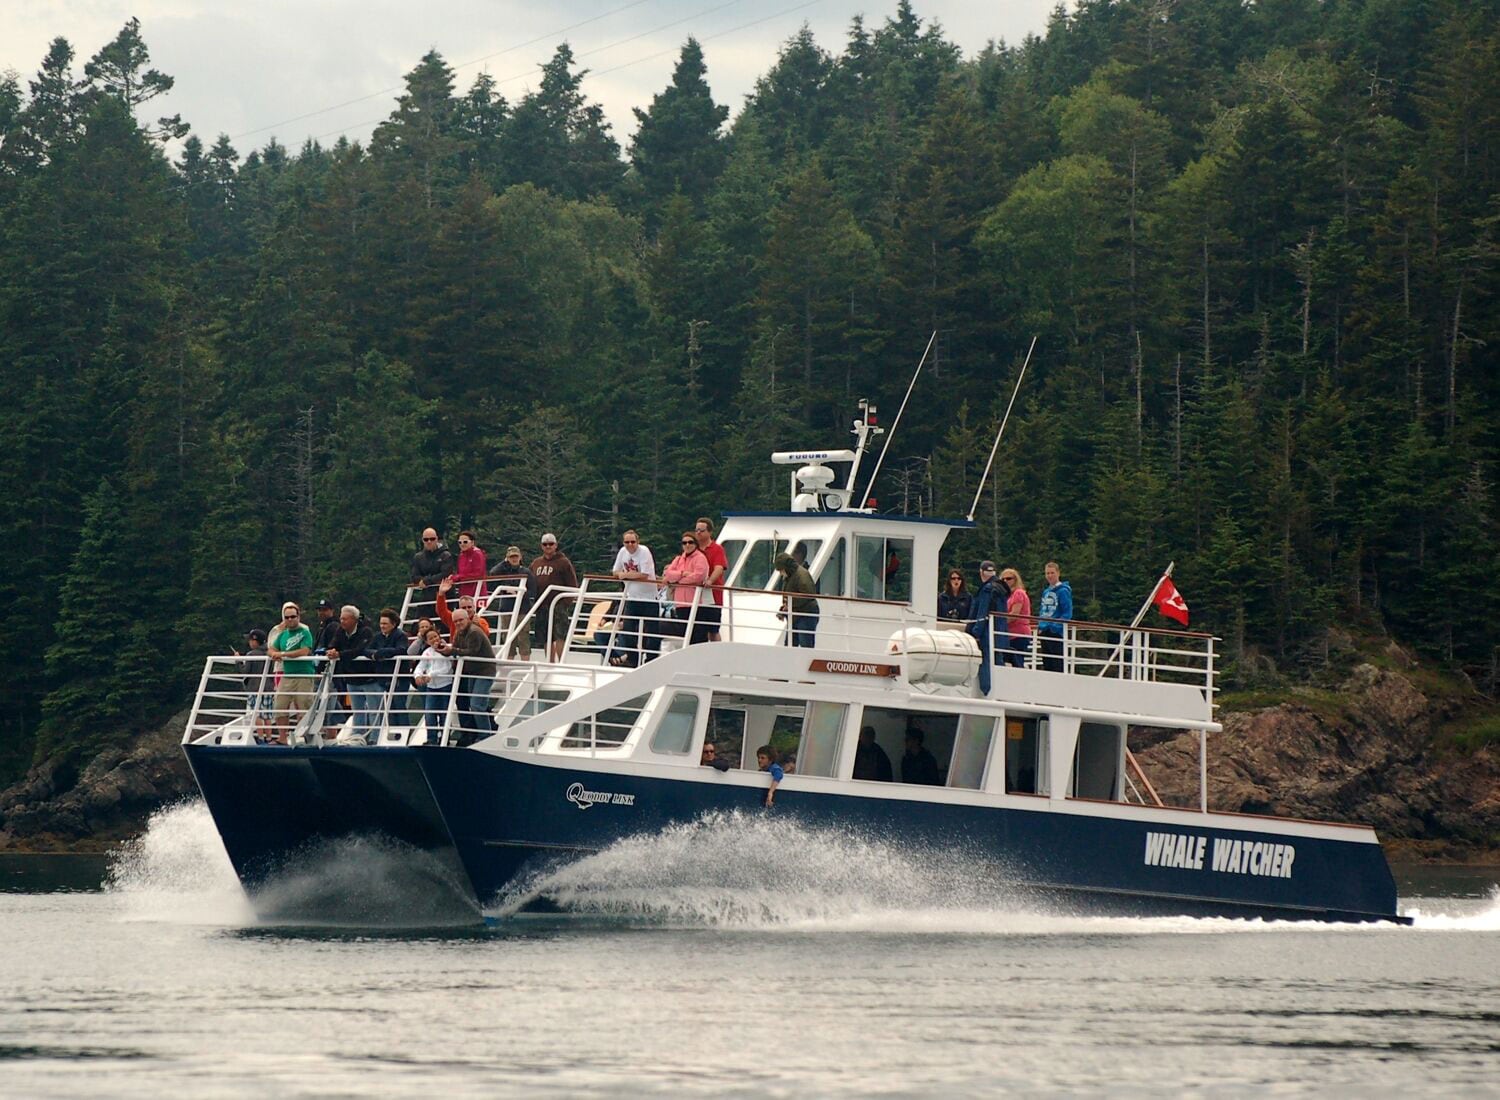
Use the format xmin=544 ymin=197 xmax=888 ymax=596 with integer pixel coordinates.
xmin=0 ymin=1 xmax=1495 ymax=783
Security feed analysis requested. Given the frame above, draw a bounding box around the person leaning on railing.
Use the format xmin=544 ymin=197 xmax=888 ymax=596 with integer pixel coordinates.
xmin=660 ymin=532 xmax=711 ymax=645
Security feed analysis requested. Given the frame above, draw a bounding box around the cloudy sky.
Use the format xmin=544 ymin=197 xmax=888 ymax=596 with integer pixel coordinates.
xmin=3 ymin=1 xmax=1059 ymax=156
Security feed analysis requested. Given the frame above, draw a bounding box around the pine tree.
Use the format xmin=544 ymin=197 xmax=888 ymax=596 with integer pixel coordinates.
xmin=630 ymin=39 xmax=729 ymax=223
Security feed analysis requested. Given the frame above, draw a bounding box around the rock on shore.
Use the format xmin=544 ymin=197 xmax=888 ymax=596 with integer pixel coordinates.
xmin=0 ymin=711 xmax=196 ymax=852
xmin=1133 ymin=663 xmax=1499 ymax=860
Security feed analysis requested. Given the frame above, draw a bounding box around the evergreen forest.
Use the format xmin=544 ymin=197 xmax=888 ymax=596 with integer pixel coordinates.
xmin=1 ymin=0 xmax=1497 ymax=783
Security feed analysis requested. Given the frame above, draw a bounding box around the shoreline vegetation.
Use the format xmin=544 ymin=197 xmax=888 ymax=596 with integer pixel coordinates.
xmin=1 ymin=2 xmax=1495 ymax=846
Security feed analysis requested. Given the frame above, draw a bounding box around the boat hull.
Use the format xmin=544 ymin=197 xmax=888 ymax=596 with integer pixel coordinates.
xmin=185 ymin=744 xmax=1407 ymax=924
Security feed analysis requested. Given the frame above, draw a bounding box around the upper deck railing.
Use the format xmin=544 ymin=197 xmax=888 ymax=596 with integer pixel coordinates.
xmin=185 ymin=575 xmax=1216 ymax=750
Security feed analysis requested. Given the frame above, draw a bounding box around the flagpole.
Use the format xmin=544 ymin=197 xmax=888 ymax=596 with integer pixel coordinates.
xmin=1097 ymin=561 xmax=1174 ymax=677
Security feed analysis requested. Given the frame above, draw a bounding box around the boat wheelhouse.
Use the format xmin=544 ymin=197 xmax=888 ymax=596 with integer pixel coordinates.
xmin=183 ymin=409 xmax=1405 ymax=925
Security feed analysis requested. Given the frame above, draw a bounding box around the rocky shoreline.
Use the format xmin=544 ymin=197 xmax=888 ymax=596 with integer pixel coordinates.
xmin=2 ymin=661 xmax=1495 ymax=861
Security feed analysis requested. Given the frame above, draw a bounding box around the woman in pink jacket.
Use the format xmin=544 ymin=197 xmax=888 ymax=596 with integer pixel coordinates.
xmin=1000 ymin=567 xmax=1032 ymax=667
xmin=660 ymin=531 xmax=711 ymax=644
xmin=453 ymin=531 xmax=488 ymax=599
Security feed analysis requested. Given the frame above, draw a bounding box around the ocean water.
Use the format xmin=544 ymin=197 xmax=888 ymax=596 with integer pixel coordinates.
xmin=1 ymin=802 xmax=1497 ymax=1097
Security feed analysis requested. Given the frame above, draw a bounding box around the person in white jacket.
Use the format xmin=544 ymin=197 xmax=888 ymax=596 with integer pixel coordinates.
xmin=411 ymin=627 xmax=455 ymax=743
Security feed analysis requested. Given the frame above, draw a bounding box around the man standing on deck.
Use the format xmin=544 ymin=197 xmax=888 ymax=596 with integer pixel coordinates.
xmin=410 ymin=528 xmax=454 ymax=616
xmin=531 ymin=534 xmax=578 ymax=662
xmin=449 ymin=606 xmax=496 ymax=742
xmin=694 ymin=517 xmax=729 ymax=641
xmin=268 ymin=603 xmax=316 ymax=744
xmin=1037 ymin=560 xmax=1073 ymax=673
xmin=774 ymin=552 xmax=819 ymax=647
xmin=494 ymin=545 xmax=533 ymax=660
xmin=326 ymin=605 xmax=379 ymax=743
xmin=312 ymin=598 xmax=340 ymax=654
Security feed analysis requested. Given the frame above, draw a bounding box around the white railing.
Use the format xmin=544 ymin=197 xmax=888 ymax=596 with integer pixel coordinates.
xmin=984 ymin=613 xmax=1218 ymax=702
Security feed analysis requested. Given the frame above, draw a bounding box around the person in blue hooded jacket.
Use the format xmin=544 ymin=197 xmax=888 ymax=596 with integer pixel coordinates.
xmin=1037 ymin=561 xmax=1073 ymax=672
xmin=966 ymin=561 xmax=1010 ymax=694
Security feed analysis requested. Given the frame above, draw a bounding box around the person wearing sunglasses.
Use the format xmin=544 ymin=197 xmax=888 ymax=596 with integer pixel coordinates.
xmin=660 ymin=532 xmax=711 ymax=645
xmin=452 ymin=530 xmax=488 ymax=600
xmin=409 ymin=527 xmax=455 ymax=616
xmin=267 ymin=603 xmax=316 ymax=743
xmin=609 ymin=529 xmax=658 ymax=667
xmin=938 ymin=569 xmax=972 ymax=622
xmin=530 ymin=534 xmax=578 ymax=662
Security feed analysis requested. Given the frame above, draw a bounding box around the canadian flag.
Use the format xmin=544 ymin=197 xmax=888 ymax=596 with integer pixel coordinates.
xmin=1152 ymin=576 xmax=1190 ymax=625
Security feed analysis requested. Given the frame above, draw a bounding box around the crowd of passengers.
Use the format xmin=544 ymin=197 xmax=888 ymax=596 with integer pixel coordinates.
xmin=231 ymin=521 xmax=1076 ymax=746
xmin=231 ymin=522 xmax=822 ymax=746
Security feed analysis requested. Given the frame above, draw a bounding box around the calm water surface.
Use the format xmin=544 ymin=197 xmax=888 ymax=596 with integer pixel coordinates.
xmin=1 ymin=802 xmax=1496 ymax=1097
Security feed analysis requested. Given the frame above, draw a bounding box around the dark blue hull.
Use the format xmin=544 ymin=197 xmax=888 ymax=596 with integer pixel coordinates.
xmin=185 ymin=745 xmax=1407 ymax=924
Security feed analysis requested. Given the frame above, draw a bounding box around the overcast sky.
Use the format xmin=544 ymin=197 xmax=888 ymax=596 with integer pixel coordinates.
xmin=3 ymin=1 xmax=1060 ymax=156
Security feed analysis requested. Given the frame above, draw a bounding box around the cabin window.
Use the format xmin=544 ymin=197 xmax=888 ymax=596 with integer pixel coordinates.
xmin=858 ymin=706 xmax=957 ymax=786
xmin=650 ymin=692 xmax=700 ymax=755
xmin=1072 ymin=722 xmax=1123 ymax=800
xmin=787 ymin=539 xmax=823 ymax=585
xmin=853 ymin=536 xmax=915 ymax=603
xmin=1005 ymin=715 xmax=1048 ymax=794
xmin=817 ymin=537 xmax=846 ymax=597
xmin=708 ymin=706 xmax=746 ymax=769
xmin=563 ymin=694 xmax=649 ymax=748
xmin=709 ymin=692 xmax=815 ymax=773
xmin=797 ymin=701 xmax=847 ymax=778
xmin=947 ymin=715 xmax=996 ymax=790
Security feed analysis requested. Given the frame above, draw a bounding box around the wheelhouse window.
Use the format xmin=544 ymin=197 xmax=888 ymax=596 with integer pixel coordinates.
xmin=854 ymin=535 xmax=914 ymax=603
xmin=720 ymin=539 xmax=746 ymax=582
xmin=815 ymin=537 xmax=845 ymax=597
xmin=736 ymin=539 xmax=781 ymax=590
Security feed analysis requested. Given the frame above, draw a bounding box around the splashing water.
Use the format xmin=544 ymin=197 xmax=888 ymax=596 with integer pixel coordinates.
xmin=106 ymin=799 xmax=253 ymax=925
xmin=491 ymin=810 xmax=1043 ymax=928
xmin=106 ymin=798 xmax=480 ymax=928
xmin=1405 ymin=885 xmax=1500 ymax=931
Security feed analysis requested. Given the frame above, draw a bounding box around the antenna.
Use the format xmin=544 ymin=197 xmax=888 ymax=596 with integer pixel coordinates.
xmin=967 ymin=336 xmax=1038 ymax=522
xmin=860 ymin=330 xmax=938 ymax=510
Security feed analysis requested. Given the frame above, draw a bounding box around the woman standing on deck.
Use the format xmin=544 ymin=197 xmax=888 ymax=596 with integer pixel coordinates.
xmin=1000 ymin=568 xmax=1031 ymax=667
xmin=938 ymin=570 xmax=972 ymax=621
xmin=660 ymin=532 xmax=711 ymax=644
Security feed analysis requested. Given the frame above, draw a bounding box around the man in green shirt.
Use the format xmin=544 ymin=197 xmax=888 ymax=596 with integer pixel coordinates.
xmin=774 ymin=552 xmax=819 ymax=648
xmin=269 ymin=602 xmax=317 ymax=742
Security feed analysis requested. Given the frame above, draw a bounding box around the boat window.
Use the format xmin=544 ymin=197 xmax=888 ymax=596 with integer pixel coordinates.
xmin=563 ymin=694 xmax=650 ymax=749
xmin=737 ymin=539 xmax=783 ymax=590
xmin=859 ymin=706 xmax=957 ymax=785
xmin=853 ymin=535 xmax=915 ymax=603
xmin=720 ymin=539 xmax=746 ymax=581
xmin=708 ymin=706 xmax=746 ymax=769
xmin=709 ymin=692 xmax=811 ymax=772
xmin=787 ymin=539 xmax=823 ymax=586
xmin=797 ymin=701 xmax=847 ymax=778
xmin=947 ymin=715 xmax=996 ymax=789
xmin=1072 ymin=722 xmax=1122 ymax=800
xmin=1005 ymin=715 xmax=1048 ymax=794
xmin=816 ymin=537 xmax=845 ymax=597
xmin=650 ymin=692 xmax=700 ymax=755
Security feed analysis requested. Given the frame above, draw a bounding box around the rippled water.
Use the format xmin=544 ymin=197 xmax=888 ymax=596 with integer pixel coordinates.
xmin=1 ymin=801 xmax=1497 ymax=1096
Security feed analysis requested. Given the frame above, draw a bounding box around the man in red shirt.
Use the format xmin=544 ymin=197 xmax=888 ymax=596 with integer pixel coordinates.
xmin=694 ymin=517 xmax=729 ymax=642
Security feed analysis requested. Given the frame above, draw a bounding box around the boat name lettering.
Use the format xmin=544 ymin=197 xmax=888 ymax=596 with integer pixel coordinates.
xmin=809 ymin=659 xmax=900 ymax=678
xmin=565 ymin=782 xmax=635 ymax=809
xmin=1143 ymin=831 xmax=1295 ymax=879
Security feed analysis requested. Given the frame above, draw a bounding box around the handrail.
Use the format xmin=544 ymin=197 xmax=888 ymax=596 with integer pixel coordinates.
xmin=579 ymin=573 xmax=915 ymax=608
xmin=975 ymin=608 xmax=1217 ymax=642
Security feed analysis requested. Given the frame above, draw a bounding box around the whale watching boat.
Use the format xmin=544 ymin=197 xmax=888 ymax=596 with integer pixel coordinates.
xmin=183 ymin=403 xmax=1407 ymax=925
